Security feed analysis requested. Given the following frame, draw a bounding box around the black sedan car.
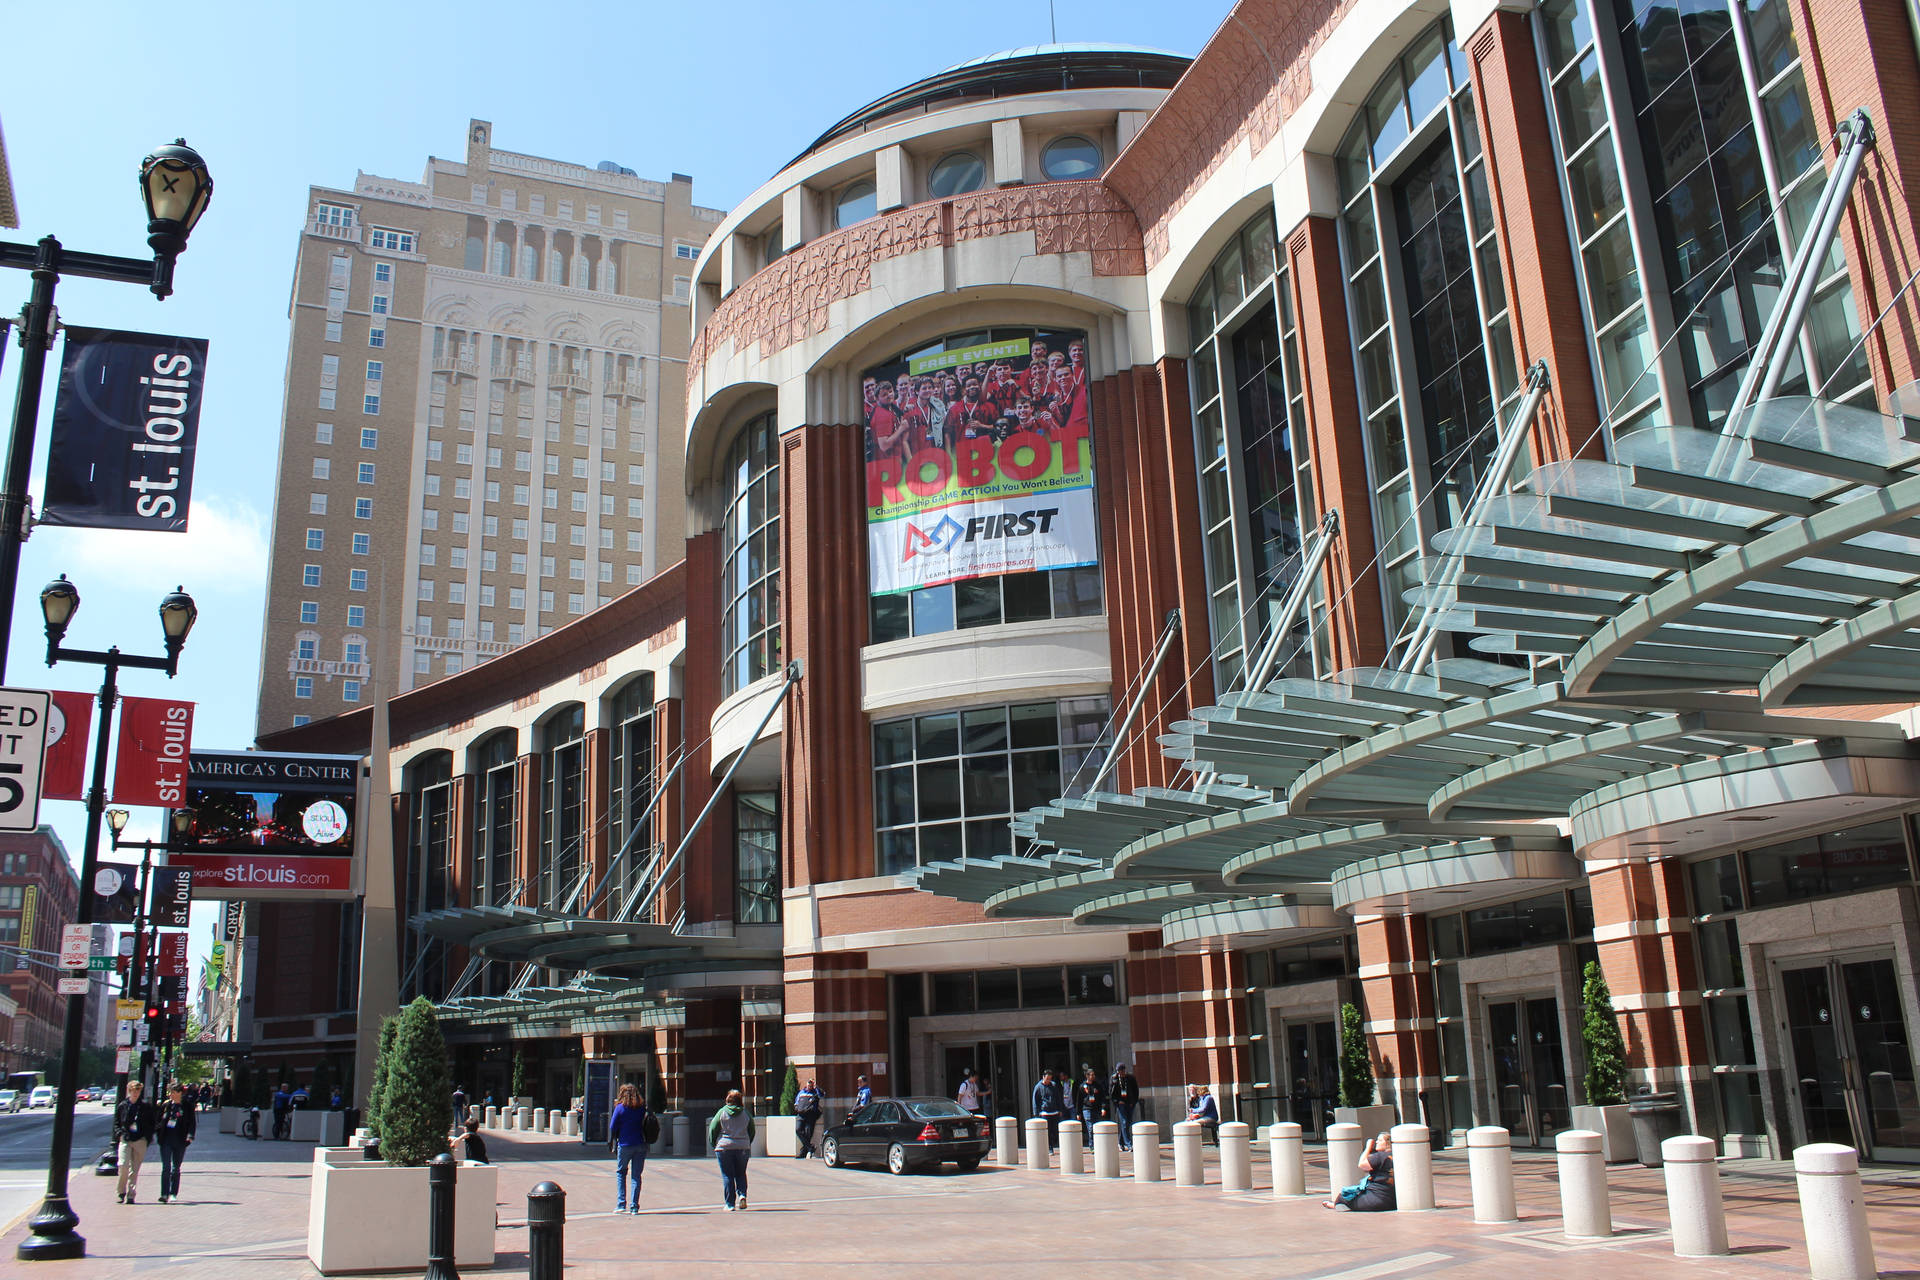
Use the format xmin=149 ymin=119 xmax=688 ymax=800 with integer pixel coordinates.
xmin=822 ymin=1096 xmax=992 ymax=1174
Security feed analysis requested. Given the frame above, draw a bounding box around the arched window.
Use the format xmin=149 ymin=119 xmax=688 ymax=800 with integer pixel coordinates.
xmin=538 ymin=705 xmax=586 ymax=911
xmin=720 ymin=415 xmax=782 ymax=696
xmin=490 ymin=239 xmax=510 ymax=275
xmin=404 ymin=751 xmax=454 ymax=1000
xmin=1041 ymin=136 xmax=1102 ymax=180
xmin=549 ymin=248 xmax=564 ymax=282
xmin=928 ymin=151 xmax=986 ymax=198
xmin=471 ymin=731 xmax=518 ymax=910
xmin=519 ymin=243 xmax=537 ymax=280
xmin=834 ymin=180 xmax=878 ymax=229
xmin=606 ymin=675 xmax=657 ymax=907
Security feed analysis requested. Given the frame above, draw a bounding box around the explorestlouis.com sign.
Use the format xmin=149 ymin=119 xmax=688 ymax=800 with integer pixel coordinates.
xmin=863 ymin=329 xmax=1099 ymax=595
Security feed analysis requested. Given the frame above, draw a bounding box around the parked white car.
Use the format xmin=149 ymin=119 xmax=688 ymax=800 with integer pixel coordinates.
xmin=0 ymin=1089 xmax=20 ymax=1112
xmin=29 ymin=1086 xmax=55 ymax=1109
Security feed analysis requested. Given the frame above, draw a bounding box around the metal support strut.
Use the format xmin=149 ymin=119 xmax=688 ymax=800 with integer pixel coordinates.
xmin=1398 ymin=359 xmax=1551 ymax=676
xmin=1085 ymin=610 xmax=1182 ymax=796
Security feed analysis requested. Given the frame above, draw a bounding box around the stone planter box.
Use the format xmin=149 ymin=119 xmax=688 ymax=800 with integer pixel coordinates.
xmin=307 ymin=1148 xmax=496 ymax=1275
xmin=1334 ymin=1104 xmax=1397 ymax=1138
xmin=1571 ymin=1104 xmax=1634 ymax=1163
xmin=763 ymin=1114 xmax=799 ymax=1157
xmin=292 ymin=1109 xmax=348 ymax=1144
xmin=218 ymin=1106 xmax=240 ymax=1134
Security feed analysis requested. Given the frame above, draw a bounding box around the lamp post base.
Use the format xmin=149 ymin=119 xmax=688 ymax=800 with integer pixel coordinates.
xmin=16 ymin=1196 xmax=85 ymax=1261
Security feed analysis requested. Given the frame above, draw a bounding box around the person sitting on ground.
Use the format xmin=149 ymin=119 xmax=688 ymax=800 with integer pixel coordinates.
xmin=1323 ymin=1133 xmax=1385 ymax=1209
xmin=450 ymin=1118 xmax=489 ymax=1164
xmin=1327 ymin=1131 xmax=1395 ymax=1212
xmin=1185 ymin=1083 xmax=1220 ymax=1144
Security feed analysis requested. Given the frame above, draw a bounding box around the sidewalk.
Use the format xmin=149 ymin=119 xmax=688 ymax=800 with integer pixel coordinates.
xmin=5 ymin=1126 xmax=1916 ymax=1277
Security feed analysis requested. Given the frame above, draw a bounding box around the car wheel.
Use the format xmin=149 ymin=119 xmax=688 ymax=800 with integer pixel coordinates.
xmin=822 ymin=1137 xmax=842 ymax=1168
xmin=957 ymin=1156 xmax=982 ymax=1172
xmin=887 ymin=1143 xmax=910 ymax=1175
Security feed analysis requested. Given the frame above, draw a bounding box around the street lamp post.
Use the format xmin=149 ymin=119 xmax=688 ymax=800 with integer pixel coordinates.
xmin=16 ymin=577 xmax=196 ymax=1262
xmin=0 ymin=141 xmax=211 ymax=683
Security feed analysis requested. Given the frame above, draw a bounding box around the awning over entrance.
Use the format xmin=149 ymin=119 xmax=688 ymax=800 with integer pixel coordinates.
xmin=913 ymin=394 xmax=1920 ymax=936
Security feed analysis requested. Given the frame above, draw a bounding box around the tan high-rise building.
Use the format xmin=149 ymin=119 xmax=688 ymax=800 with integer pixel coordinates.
xmin=256 ymin=120 xmax=719 ymax=735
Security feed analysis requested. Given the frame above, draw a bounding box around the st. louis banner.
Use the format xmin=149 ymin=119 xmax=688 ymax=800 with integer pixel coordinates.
xmin=42 ymin=325 xmax=207 ymax=531
xmin=863 ymin=329 xmax=1097 ymax=595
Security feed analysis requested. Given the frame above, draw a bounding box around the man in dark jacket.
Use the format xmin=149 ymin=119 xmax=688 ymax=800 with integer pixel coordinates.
xmin=114 ymin=1080 xmax=159 ymax=1204
xmin=1030 ymin=1069 xmax=1069 ymax=1151
xmin=793 ymin=1078 xmax=823 ymax=1158
xmin=1109 ymin=1064 xmax=1140 ymax=1151
xmin=156 ymin=1080 xmax=198 ymax=1203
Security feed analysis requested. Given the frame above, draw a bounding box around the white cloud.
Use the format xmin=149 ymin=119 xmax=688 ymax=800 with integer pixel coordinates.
xmin=34 ymin=496 xmax=269 ymax=596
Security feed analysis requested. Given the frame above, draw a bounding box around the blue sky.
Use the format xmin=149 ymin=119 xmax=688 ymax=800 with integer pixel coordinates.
xmin=0 ymin=0 xmax=1230 ymax=984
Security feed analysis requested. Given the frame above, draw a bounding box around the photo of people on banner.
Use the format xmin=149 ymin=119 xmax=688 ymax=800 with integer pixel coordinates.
xmin=863 ymin=329 xmax=1097 ymax=595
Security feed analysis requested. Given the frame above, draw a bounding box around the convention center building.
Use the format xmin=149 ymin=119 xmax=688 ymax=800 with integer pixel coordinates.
xmin=267 ymin=0 xmax=1920 ymax=1161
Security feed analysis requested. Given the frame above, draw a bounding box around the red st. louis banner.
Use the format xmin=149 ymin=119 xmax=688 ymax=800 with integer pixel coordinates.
xmin=111 ymin=697 xmax=194 ymax=808
xmin=41 ymin=690 xmax=93 ymax=802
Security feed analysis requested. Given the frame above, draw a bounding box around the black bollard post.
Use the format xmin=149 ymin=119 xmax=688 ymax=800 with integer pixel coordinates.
xmin=423 ymin=1153 xmax=459 ymax=1280
xmin=527 ymin=1181 xmax=565 ymax=1280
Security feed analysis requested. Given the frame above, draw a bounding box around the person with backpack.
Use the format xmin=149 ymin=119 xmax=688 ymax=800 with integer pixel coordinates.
xmin=793 ymin=1077 xmax=823 ymax=1158
xmin=608 ymin=1082 xmax=653 ymax=1213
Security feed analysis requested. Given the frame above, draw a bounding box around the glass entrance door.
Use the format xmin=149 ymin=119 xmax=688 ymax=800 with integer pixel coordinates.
xmin=1282 ymin=1019 xmax=1340 ymax=1137
xmin=1782 ymin=957 xmax=1920 ymax=1161
xmin=941 ymin=1040 xmax=1020 ymax=1118
xmin=1487 ymin=997 xmax=1571 ymax=1146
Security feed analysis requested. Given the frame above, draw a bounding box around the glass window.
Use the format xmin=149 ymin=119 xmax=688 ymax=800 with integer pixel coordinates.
xmin=834 ymin=181 xmax=878 ymax=229
xmin=928 ymin=152 xmax=986 ymax=198
xmin=735 ymin=791 xmax=780 ymax=924
xmin=1465 ymin=892 xmax=1571 ymax=954
xmin=720 ymin=414 xmax=782 ymax=696
xmin=1040 ymin=136 xmax=1101 ymax=180
xmin=1743 ymin=821 xmax=1914 ymax=907
xmin=402 ymin=752 xmax=454 ymax=1000
xmin=537 ymin=705 xmax=586 ymax=910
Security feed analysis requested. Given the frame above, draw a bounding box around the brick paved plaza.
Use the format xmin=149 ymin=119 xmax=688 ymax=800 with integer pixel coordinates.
xmin=5 ymin=1127 xmax=1916 ymax=1278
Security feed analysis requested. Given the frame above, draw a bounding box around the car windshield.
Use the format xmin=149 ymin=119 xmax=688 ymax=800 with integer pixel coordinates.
xmin=905 ymin=1098 xmax=970 ymax=1119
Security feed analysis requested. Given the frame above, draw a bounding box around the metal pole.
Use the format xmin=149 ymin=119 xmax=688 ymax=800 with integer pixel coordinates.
xmin=17 ymin=651 xmax=118 ymax=1261
xmin=1086 ymin=609 xmax=1182 ymax=795
xmin=423 ymin=1152 xmax=459 ymax=1280
xmin=632 ymin=664 xmax=799 ymax=923
xmin=0 ymin=238 xmax=61 ymax=684
xmin=527 ymin=1181 xmax=565 ymax=1280
xmin=1755 ymin=110 xmax=1875 ymax=407
xmin=1242 ymin=511 xmax=1340 ymax=696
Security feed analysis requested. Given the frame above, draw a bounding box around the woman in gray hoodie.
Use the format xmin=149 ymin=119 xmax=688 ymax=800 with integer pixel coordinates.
xmin=708 ymin=1089 xmax=756 ymax=1210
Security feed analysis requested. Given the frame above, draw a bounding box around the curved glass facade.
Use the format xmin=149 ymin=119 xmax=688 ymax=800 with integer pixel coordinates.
xmin=721 ymin=415 xmax=783 ymax=696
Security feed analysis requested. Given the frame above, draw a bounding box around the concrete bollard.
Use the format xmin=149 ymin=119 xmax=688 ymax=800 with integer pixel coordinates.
xmin=502 ymin=1110 xmax=516 ymax=1131
xmin=517 ymin=1106 xmax=532 ymax=1131
xmin=468 ymin=1105 xmax=481 ymax=1125
xmin=1093 ymin=1122 xmax=1121 ymax=1178
xmin=1467 ymin=1126 xmax=1516 ymax=1224
xmin=1173 ymin=1121 xmax=1205 ymax=1187
xmin=1793 ymin=1143 xmax=1877 ymax=1280
xmin=1219 ymin=1122 xmax=1252 ymax=1191
xmin=1059 ymin=1120 xmax=1085 ymax=1174
xmin=1025 ymin=1119 xmax=1051 ymax=1171
xmin=1268 ymin=1122 xmax=1307 ymax=1197
xmin=565 ymin=1113 xmax=581 ymax=1137
xmin=1325 ymin=1122 xmax=1365 ymax=1196
xmin=671 ymin=1113 xmax=691 ymax=1159
xmin=485 ymin=1105 xmax=498 ymax=1130
xmin=1662 ymin=1135 xmax=1730 ymax=1257
xmin=1556 ymin=1129 xmax=1612 ymax=1239
xmin=995 ymin=1116 xmax=1019 ymax=1165
xmin=533 ymin=1108 xmax=548 ymax=1133
xmin=1390 ymin=1124 xmax=1434 ymax=1211
xmin=1133 ymin=1123 xmax=1161 ymax=1182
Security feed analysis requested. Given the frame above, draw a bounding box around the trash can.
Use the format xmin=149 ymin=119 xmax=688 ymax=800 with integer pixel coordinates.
xmin=1628 ymin=1091 xmax=1685 ymax=1167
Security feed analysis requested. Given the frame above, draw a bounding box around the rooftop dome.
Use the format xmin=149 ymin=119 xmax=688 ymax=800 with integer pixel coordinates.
xmin=791 ymin=42 xmax=1191 ymax=167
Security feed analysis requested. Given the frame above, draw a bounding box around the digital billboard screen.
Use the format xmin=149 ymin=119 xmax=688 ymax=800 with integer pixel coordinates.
xmin=171 ymin=750 xmax=360 ymax=898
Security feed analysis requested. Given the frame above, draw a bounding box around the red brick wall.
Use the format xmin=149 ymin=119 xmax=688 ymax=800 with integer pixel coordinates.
xmin=682 ymin=995 xmax=742 ymax=1118
xmin=784 ymin=951 xmax=890 ymax=1112
xmin=513 ymin=753 xmax=539 ymax=904
xmin=1286 ymin=216 xmax=1390 ymax=670
xmin=1588 ymin=860 xmax=1708 ymax=1078
xmin=1785 ymin=0 xmax=1920 ymax=394
xmin=681 ymin=529 xmax=725 ymax=925
xmin=780 ymin=424 xmax=874 ymax=889
xmin=1124 ymin=931 xmax=1251 ymax=1110
xmin=1465 ymin=10 xmax=1606 ymax=464
xmin=1354 ymin=914 xmax=1439 ymax=1117
xmin=815 ymin=889 xmax=987 ymax=938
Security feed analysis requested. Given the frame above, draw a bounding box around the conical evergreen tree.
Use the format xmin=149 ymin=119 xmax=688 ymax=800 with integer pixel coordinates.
xmin=778 ymin=1061 xmax=800 ymax=1115
xmin=1582 ymin=961 xmax=1628 ymax=1105
xmin=1338 ymin=1001 xmax=1375 ymax=1108
xmin=376 ymin=998 xmax=452 ymax=1167
xmin=365 ymin=1014 xmax=400 ymax=1136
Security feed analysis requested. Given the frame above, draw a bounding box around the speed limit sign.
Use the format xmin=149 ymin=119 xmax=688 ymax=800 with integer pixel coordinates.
xmin=0 ymin=689 xmax=52 ymax=833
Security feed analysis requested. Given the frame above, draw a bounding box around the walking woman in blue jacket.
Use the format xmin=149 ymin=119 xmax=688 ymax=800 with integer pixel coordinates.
xmin=608 ymin=1083 xmax=650 ymax=1213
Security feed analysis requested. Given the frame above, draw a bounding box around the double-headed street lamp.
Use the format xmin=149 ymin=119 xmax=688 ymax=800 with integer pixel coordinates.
xmin=17 ymin=576 xmax=196 ymax=1262
xmin=0 ymin=140 xmax=212 ymax=682
xmin=107 ymin=806 xmax=194 ymax=1092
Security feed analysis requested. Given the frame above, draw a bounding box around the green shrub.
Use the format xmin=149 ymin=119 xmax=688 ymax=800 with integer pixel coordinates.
xmin=1581 ymin=961 xmax=1628 ymax=1106
xmin=511 ymin=1049 xmax=527 ymax=1099
xmin=376 ymin=997 xmax=452 ymax=1168
xmin=778 ymin=1061 xmax=799 ymax=1116
xmin=365 ymin=1015 xmax=400 ymax=1135
xmin=1338 ymin=1002 xmax=1375 ymax=1109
